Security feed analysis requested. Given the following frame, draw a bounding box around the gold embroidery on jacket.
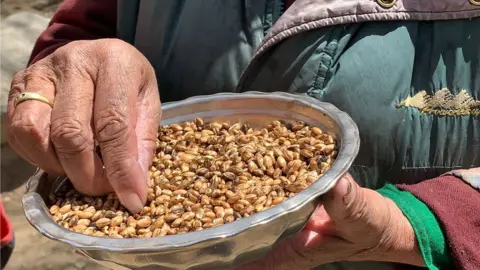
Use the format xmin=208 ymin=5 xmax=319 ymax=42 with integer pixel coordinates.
xmin=396 ymin=88 xmax=480 ymax=116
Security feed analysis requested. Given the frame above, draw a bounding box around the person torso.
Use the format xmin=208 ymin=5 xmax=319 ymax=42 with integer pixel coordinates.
xmin=117 ymin=0 xmax=480 ymax=186
xmin=117 ymin=0 xmax=480 ymax=189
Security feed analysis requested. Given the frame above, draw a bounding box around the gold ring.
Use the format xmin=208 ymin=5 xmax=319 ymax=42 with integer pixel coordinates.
xmin=14 ymin=92 xmax=53 ymax=108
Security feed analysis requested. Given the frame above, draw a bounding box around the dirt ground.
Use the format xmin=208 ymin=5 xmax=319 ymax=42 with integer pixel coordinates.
xmin=1 ymin=0 xmax=62 ymax=18
xmin=1 ymin=1 xmax=104 ymax=269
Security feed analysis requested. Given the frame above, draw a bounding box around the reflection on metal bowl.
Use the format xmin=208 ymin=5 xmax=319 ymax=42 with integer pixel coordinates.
xmin=23 ymin=92 xmax=360 ymax=270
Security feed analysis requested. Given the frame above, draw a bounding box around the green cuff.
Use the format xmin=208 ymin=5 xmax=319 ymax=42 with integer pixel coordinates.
xmin=377 ymin=184 xmax=452 ymax=270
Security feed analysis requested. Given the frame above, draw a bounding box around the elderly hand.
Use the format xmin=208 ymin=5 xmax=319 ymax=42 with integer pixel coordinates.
xmin=239 ymin=174 xmax=426 ymax=269
xmin=6 ymin=39 xmax=161 ymax=213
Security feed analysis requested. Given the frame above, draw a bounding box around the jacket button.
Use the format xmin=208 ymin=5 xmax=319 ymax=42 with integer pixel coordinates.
xmin=376 ymin=0 xmax=397 ymax=8
xmin=470 ymin=0 xmax=480 ymax=5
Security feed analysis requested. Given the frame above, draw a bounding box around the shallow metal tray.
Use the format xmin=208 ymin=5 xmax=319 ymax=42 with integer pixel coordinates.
xmin=23 ymin=92 xmax=360 ymax=270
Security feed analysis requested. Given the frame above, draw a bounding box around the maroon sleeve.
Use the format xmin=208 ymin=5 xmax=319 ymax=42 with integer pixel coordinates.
xmin=397 ymin=175 xmax=480 ymax=270
xmin=29 ymin=0 xmax=117 ymax=65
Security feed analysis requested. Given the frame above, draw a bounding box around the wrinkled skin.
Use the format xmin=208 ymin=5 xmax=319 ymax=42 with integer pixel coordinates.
xmin=7 ymin=39 xmax=161 ymax=213
xmin=238 ymin=174 xmax=425 ymax=269
xmin=7 ymin=39 xmax=424 ymax=267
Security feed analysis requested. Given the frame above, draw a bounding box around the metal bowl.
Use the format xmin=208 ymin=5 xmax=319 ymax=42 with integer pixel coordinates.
xmin=22 ymin=92 xmax=360 ymax=270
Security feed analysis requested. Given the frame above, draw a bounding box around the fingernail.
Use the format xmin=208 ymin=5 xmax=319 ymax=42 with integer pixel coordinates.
xmin=118 ymin=192 xmax=143 ymax=214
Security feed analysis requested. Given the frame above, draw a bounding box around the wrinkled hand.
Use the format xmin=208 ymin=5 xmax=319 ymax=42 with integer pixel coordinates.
xmin=239 ymin=174 xmax=425 ymax=269
xmin=7 ymin=39 xmax=161 ymax=213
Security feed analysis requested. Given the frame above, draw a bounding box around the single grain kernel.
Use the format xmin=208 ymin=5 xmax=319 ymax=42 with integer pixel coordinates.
xmin=137 ymin=217 xmax=152 ymax=228
xmin=58 ymin=204 xmax=71 ymax=214
xmin=95 ymin=218 xmax=111 ymax=228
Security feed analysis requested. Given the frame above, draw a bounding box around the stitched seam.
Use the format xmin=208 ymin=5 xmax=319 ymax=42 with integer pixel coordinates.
xmin=319 ymin=43 xmax=339 ymax=90
xmin=256 ymin=10 xmax=480 ymax=57
xmin=312 ymin=30 xmax=336 ymax=92
xmin=309 ymin=27 xmax=346 ymax=98
xmin=320 ymin=27 xmax=346 ymax=89
xmin=263 ymin=9 xmax=480 ymax=46
xmin=397 ymin=88 xmax=480 ymax=117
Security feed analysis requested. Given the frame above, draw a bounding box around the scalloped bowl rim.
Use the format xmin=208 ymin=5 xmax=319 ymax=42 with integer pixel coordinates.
xmin=22 ymin=91 xmax=360 ymax=253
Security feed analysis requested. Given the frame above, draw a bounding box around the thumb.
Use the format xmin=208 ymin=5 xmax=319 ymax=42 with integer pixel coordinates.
xmin=322 ymin=173 xmax=364 ymax=223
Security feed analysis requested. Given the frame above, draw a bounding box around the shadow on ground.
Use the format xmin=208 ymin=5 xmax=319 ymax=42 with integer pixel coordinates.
xmin=1 ymin=144 xmax=36 ymax=192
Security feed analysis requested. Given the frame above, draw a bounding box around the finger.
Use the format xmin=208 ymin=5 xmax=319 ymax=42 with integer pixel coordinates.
xmin=303 ymin=205 xmax=333 ymax=233
xmin=135 ymin=74 xmax=161 ymax=175
xmin=49 ymin=52 xmax=112 ymax=196
xmin=260 ymin=231 xmax=316 ymax=270
xmin=240 ymin=176 xmax=364 ymax=270
xmin=239 ymin=225 xmax=356 ymax=270
xmin=6 ymin=78 xmax=36 ymax=166
xmin=237 ymin=230 xmax=333 ymax=270
xmin=94 ymin=44 xmax=149 ymax=213
xmin=7 ymin=131 xmax=35 ymax=166
xmin=6 ymin=65 xmax=64 ymax=175
xmin=322 ymin=173 xmax=363 ymax=223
